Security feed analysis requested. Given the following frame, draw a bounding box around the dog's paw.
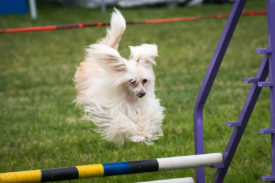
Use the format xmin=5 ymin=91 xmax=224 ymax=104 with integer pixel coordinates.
xmin=129 ymin=135 xmax=145 ymax=143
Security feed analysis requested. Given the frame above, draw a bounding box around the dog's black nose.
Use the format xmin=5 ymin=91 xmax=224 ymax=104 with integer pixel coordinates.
xmin=137 ymin=92 xmax=146 ymax=98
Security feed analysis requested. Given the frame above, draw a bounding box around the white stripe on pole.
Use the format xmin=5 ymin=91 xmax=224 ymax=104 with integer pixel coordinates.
xmin=137 ymin=177 xmax=194 ymax=183
xmin=157 ymin=153 xmax=223 ymax=170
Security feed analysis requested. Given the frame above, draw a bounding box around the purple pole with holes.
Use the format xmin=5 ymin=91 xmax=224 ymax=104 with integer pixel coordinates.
xmin=261 ymin=0 xmax=275 ymax=182
xmin=214 ymin=0 xmax=275 ymax=181
xmin=195 ymin=0 xmax=275 ymax=182
xmin=193 ymin=0 xmax=246 ymax=182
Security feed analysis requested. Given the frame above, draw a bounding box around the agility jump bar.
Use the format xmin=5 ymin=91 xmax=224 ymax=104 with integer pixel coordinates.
xmin=0 ymin=10 xmax=266 ymax=34
xmin=138 ymin=177 xmax=194 ymax=183
xmin=0 ymin=153 xmax=222 ymax=182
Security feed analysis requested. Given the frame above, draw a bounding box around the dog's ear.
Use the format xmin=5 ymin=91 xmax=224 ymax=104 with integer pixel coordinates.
xmin=86 ymin=44 xmax=126 ymax=72
xmin=129 ymin=44 xmax=158 ymax=66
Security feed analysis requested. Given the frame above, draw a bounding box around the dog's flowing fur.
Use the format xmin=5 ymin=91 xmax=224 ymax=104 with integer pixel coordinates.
xmin=74 ymin=9 xmax=164 ymax=145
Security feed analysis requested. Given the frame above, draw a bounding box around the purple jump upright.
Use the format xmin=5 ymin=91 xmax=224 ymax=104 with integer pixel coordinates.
xmin=194 ymin=0 xmax=246 ymax=182
xmin=194 ymin=0 xmax=275 ymax=182
xmin=261 ymin=0 xmax=275 ymax=182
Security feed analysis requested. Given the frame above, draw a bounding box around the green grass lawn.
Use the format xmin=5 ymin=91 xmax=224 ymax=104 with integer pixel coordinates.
xmin=0 ymin=1 xmax=270 ymax=182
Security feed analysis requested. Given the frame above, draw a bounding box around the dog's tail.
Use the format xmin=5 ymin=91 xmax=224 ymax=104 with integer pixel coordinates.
xmin=99 ymin=9 xmax=126 ymax=50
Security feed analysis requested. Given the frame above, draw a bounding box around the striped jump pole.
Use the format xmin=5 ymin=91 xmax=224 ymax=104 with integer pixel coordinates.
xmin=0 ymin=153 xmax=223 ymax=182
xmin=0 ymin=10 xmax=266 ymax=34
xmin=138 ymin=177 xmax=194 ymax=183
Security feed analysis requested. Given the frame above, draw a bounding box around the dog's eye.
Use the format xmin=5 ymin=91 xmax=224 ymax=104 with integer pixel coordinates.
xmin=142 ymin=79 xmax=147 ymax=84
xmin=129 ymin=80 xmax=136 ymax=85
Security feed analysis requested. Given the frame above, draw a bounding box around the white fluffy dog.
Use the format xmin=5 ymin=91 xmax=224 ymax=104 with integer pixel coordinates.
xmin=74 ymin=9 xmax=164 ymax=145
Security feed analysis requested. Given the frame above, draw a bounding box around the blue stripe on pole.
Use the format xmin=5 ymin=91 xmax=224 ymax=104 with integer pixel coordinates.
xmin=103 ymin=162 xmax=130 ymax=176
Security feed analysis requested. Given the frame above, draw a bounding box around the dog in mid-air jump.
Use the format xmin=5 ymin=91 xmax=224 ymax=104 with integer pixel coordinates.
xmin=74 ymin=9 xmax=164 ymax=145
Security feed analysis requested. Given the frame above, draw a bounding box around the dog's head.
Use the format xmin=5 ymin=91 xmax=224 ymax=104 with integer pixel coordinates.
xmin=126 ymin=44 xmax=157 ymax=98
xmin=87 ymin=43 xmax=158 ymax=99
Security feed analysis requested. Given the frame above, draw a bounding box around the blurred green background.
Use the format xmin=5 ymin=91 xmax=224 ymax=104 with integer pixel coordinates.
xmin=0 ymin=0 xmax=270 ymax=182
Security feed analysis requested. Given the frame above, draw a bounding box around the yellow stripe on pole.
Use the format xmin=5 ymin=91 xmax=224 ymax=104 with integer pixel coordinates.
xmin=0 ymin=170 xmax=41 ymax=183
xmin=76 ymin=164 xmax=104 ymax=179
